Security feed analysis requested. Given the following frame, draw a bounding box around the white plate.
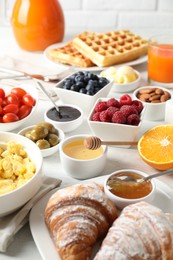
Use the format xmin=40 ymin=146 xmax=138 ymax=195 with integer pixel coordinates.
xmin=29 ymin=175 xmax=173 ymax=260
xmin=43 ymin=42 xmax=148 ymax=72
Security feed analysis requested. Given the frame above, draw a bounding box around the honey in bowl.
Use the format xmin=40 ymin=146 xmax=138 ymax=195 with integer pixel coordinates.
xmin=63 ymin=139 xmax=104 ymax=160
xmin=106 ymin=172 xmax=153 ymax=199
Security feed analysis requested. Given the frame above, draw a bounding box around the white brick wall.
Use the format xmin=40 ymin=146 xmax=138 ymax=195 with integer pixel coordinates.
xmin=1 ymin=0 xmax=173 ymax=38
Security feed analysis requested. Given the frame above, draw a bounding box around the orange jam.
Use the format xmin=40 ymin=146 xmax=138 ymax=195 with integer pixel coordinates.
xmin=106 ymin=172 xmax=153 ymax=199
xmin=148 ymin=44 xmax=173 ymax=83
xmin=63 ymin=139 xmax=103 ymax=160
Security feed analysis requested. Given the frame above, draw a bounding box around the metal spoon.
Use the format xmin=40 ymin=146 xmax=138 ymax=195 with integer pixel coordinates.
xmin=116 ymin=168 xmax=173 ymax=183
xmin=35 ymin=80 xmax=62 ymax=118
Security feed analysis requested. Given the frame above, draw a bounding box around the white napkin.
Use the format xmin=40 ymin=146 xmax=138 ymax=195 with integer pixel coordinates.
xmin=0 ymin=177 xmax=61 ymax=252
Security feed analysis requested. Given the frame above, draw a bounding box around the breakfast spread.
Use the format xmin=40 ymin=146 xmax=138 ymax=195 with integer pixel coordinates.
xmin=91 ymin=95 xmax=143 ymax=126
xmin=62 ymin=139 xmax=103 ymax=160
xmin=106 ymin=171 xmax=153 ymax=199
xmin=47 ymin=42 xmax=95 ymax=67
xmin=46 ymin=106 xmax=81 ymax=122
xmin=22 ymin=122 xmax=60 ymax=150
xmin=72 ymin=30 xmax=148 ymax=67
xmin=0 ymin=141 xmax=36 ymax=195
xmin=136 ymin=87 xmax=171 ymax=103
xmin=44 ymin=182 xmax=118 ymax=260
xmin=60 ymin=71 xmax=109 ymax=95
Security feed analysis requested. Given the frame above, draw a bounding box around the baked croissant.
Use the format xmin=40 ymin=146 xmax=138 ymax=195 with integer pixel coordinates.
xmin=44 ymin=182 xmax=118 ymax=260
xmin=94 ymin=201 xmax=173 ymax=260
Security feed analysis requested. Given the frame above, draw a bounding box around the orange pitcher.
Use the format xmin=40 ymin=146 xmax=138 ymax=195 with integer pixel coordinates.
xmin=11 ymin=0 xmax=65 ymax=51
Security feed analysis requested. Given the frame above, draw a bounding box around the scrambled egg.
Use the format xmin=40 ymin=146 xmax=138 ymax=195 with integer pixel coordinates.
xmin=0 ymin=141 xmax=36 ymax=195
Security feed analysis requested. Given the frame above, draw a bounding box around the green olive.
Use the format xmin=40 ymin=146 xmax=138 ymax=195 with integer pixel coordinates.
xmin=46 ymin=134 xmax=60 ymax=147
xmin=24 ymin=130 xmax=35 ymax=141
xmin=36 ymin=139 xmax=50 ymax=150
xmin=36 ymin=122 xmax=58 ymax=135
xmin=30 ymin=126 xmax=49 ymax=141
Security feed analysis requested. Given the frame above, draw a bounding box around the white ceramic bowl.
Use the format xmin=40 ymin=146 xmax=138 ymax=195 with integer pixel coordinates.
xmin=0 ymin=83 xmax=39 ymax=131
xmin=104 ymin=169 xmax=156 ymax=209
xmin=18 ymin=124 xmax=65 ymax=158
xmin=133 ymin=86 xmax=172 ymax=121
xmin=101 ymin=68 xmax=141 ymax=93
xmin=44 ymin=104 xmax=84 ymax=133
xmin=53 ymin=72 xmax=114 ymax=114
xmin=59 ymin=135 xmax=107 ymax=180
xmin=0 ymin=131 xmax=43 ymax=217
xmin=87 ymin=97 xmax=144 ymax=145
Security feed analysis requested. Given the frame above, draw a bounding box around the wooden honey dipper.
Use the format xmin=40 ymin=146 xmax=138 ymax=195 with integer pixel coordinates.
xmin=84 ymin=136 xmax=138 ymax=150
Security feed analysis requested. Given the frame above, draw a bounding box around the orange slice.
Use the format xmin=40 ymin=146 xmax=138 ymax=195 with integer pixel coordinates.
xmin=138 ymin=125 xmax=173 ymax=170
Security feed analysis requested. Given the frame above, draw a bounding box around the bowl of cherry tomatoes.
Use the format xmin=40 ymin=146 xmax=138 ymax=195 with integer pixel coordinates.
xmin=0 ymin=83 xmax=38 ymax=131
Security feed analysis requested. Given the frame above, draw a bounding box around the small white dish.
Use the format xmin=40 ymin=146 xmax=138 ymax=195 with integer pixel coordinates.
xmin=18 ymin=124 xmax=65 ymax=158
xmin=59 ymin=134 xmax=107 ymax=180
xmin=133 ymin=86 xmax=172 ymax=121
xmin=101 ymin=68 xmax=141 ymax=93
xmin=44 ymin=104 xmax=84 ymax=133
xmin=104 ymin=169 xmax=156 ymax=209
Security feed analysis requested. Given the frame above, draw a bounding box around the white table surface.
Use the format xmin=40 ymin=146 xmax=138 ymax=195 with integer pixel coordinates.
xmin=1 ymin=27 xmax=173 ymax=260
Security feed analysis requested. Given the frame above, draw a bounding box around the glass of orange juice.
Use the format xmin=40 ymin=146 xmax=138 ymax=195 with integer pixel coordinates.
xmin=148 ymin=35 xmax=173 ymax=86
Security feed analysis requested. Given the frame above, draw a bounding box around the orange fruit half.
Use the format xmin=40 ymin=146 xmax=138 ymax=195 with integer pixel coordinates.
xmin=138 ymin=125 xmax=173 ymax=170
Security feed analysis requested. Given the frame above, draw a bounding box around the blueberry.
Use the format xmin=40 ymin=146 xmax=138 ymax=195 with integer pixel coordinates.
xmin=75 ymin=74 xmax=85 ymax=83
xmin=86 ymin=84 xmax=95 ymax=92
xmin=70 ymin=84 xmax=80 ymax=92
xmin=99 ymin=77 xmax=109 ymax=87
xmin=79 ymin=88 xmax=87 ymax=94
xmin=86 ymin=90 xmax=94 ymax=95
xmin=76 ymin=81 xmax=85 ymax=89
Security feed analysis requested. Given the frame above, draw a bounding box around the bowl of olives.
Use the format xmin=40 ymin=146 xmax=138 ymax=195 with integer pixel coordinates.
xmin=18 ymin=122 xmax=65 ymax=157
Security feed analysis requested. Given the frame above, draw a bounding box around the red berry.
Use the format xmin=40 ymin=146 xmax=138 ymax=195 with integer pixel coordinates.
xmin=119 ymin=94 xmax=132 ymax=106
xmin=107 ymin=98 xmax=120 ymax=108
xmin=99 ymin=110 xmax=110 ymax=122
xmin=127 ymin=114 xmax=140 ymax=125
xmin=132 ymin=100 xmax=144 ymax=113
xmin=106 ymin=106 xmax=119 ymax=118
xmin=112 ymin=111 xmax=126 ymax=124
xmin=92 ymin=112 xmax=101 ymax=121
xmin=94 ymin=101 xmax=107 ymax=112
xmin=120 ymin=105 xmax=138 ymax=118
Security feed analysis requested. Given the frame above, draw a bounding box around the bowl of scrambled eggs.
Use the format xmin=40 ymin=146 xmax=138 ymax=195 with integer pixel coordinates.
xmin=0 ymin=131 xmax=43 ymax=217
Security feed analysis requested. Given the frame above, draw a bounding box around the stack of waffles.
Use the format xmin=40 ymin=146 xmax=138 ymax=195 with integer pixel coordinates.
xmin=47 ymin=30 xmax=148 ymax=68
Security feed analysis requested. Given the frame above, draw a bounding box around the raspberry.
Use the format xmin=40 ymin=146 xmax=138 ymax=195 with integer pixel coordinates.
xmin=120 ymin=105 xmax=138 ymax=118
xmin=132 ymin=100 xmax=144 ymax=113
xmin=92 ymin=112 xmax=101 ymax=121
xmin=106 ymin=106 xmax=119 ymax=118
xmin=127 ymin=114 xmax=140 ymax=126
xmin=94 ymin=101 xmax=107 ymax=112
xmin=107 ymin=98 xmax=120 ymax=108
xmin=119 ymin=94 xmax=132 ymax=106
xmin=112 ymin=111 xmax=126 ymax=124
xmin=99 ymin=110 xmax=110 ymax=122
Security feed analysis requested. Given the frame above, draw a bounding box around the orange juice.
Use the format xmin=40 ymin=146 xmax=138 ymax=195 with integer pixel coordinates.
xmin=11 ymin=0 xmax=65 ymax=51
xmin=148 ymin=44 xmax=173 ymax=83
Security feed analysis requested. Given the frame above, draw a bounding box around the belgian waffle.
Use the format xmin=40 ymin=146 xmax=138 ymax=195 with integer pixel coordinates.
xmin=47 ymin=42 xmax=95 ymax=68
xmin=72 ymin=30 xmax=148 ymax=67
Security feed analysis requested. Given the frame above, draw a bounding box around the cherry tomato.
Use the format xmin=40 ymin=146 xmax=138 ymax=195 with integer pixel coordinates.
xmin=0 ymin=98 xmax=3 ymax=106
xmin=6 ymin=93 xmax=20 ymax=106
xmin=17 ymin=105 xmax=31 ymax=120
xmin=22 ymin=94 xmax=35 ymax=107
xmin=0 ymin=88 xmax=5 ymax=99
xmin=11 ymin=87 xmax=27 ymax=99
xmin=2 ymin=113 xmax=19 ymax=123
xmin=0 ymin=106 xmax=2 ymax=115
xmin=0 ymin=116 xmax=2 ymax=123
xmin=2 ymin=104 xmax=19 ymax=115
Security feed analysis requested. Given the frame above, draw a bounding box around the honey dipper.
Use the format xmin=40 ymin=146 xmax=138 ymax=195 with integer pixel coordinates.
xmin=84 ymin=136 xmax=138 ymax=150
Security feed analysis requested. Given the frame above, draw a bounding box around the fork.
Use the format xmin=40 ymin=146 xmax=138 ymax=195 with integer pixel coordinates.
xmin=0 ymin=67 xmax=75 ymax=83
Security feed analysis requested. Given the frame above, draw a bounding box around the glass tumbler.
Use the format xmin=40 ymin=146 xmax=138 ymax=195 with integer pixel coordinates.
xmin=148 ymin=34 xmax=173 ymax=86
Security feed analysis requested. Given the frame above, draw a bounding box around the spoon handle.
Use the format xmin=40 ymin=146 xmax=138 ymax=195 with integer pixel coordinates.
xmin=143 ymin=169 xmax=173 ymax=181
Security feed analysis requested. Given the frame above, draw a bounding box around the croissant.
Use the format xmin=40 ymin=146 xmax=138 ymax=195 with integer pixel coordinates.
xmin=94 ymin=201 xmax=173 ymax=260
xmin=44 ymin=182 xmax=118 ymax=260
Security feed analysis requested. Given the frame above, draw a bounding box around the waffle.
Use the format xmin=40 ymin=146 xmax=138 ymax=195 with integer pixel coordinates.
xmin=72 ymin=30 xmax=148 ymax=67
xmin=47 ymin=42 xmax=95 ymax=67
